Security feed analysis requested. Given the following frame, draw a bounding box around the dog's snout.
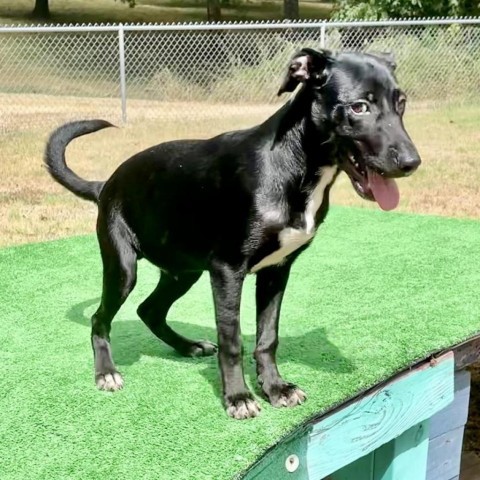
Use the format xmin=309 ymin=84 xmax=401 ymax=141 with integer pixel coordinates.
xmin=398 ymin=154 xmax=421 ymax=174
xmin=389 ymin=144 xmax=421 ymax=175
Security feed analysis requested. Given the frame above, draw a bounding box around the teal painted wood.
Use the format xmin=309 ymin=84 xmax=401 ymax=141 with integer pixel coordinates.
xmin=306 ymin=353 xmax=454 ymax=479
xmin=330 ymin=452 xmax=374 ymax=480
xmin=241 ymin=426 xmax=310 ymax=479
xmin=426 ymin=369 xmax=471 ymax=480
xmin=373 ymin=421 xmax=430 ymax=480
xmin=330 ymin=423 xmax=430 ymax=480
xmin=429 ymin=369 xmax=470 ymax=439
xmin=426 ymin=426 xmax=465 ymax=480
xmin=242 ymin=353 xmax=454 ymax=480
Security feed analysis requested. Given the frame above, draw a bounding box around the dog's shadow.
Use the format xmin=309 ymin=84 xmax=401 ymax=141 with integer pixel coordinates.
xmin=68 ymin=297 xmax=356 ymax=401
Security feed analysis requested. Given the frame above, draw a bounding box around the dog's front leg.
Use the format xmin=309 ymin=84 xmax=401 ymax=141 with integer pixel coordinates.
xmin=255 ymin=264 xmax=307 ymax=408
xmin=210 ymin=261 xmax=261 ymax=420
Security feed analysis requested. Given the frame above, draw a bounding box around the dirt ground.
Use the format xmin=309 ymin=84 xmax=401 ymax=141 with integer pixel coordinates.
xmin=1 ymin=93 xmax=479 ymax=457
xmin=466 ymin=364 xmax=480 ymax=455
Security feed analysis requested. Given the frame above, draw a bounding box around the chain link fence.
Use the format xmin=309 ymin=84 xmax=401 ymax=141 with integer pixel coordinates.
xmin=0 ymin=18 xmax=479 ymax=133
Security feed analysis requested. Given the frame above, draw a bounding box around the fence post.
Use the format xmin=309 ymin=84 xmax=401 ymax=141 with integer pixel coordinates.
xmin=320 ymin=20 xmax=326 ymax=49
xmin=118 ymin=24 xmax=127 ymax=124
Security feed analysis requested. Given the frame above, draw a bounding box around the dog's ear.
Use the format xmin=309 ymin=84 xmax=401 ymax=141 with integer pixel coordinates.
xmin=368 ymin=51 xmax=397 ymax=72
xmin=277 ymin=48 xmax=331 ymax=96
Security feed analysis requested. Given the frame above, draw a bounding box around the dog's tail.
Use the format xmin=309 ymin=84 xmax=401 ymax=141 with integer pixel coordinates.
xmin=44 ymin=119 xmax=115 ymax=203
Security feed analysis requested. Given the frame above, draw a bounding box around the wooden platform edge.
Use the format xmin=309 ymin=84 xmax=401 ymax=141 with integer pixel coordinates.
xmin=242 ymin=352 xmax=455 ymax=480
xmin=450 ymin=333 xmax=480 ymax=370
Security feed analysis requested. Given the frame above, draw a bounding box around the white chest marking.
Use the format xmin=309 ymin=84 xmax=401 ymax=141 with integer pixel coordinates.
xmin=251 ymin=166 xmax=338 ymax=273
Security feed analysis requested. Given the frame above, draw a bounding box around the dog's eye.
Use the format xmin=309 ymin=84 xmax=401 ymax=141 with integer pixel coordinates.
xmin=350 ymin=102 xmax=370 ymax=115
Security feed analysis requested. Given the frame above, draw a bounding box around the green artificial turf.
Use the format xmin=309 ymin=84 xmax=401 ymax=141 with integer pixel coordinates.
xmin=1 ymin=206 xmax=480 ymax=480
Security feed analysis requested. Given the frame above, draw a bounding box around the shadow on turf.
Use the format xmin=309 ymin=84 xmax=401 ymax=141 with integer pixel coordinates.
xmin=68 ymin=297 xmax=355 ymax=402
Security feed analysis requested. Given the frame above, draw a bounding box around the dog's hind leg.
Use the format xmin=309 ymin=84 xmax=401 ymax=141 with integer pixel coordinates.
xmin=91 ymin=225 xmax=137 ymax=392
xmin=137 ymin=271 xmax=217 ymax=357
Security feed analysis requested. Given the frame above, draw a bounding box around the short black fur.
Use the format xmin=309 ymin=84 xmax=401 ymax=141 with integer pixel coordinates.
xmin=45 ymin=49 xmax=421 ymax=419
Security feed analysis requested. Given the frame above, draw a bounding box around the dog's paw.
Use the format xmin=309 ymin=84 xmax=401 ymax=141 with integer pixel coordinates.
xmin=187 ymin=340 xmax=218 ymax=357
xmin=265 ymin=383 xmax=307 ymax=408
xmin=95 ymin=371 xmax=124 ymax=391
xmin=225 ymin=393 xmax=261 ymax=420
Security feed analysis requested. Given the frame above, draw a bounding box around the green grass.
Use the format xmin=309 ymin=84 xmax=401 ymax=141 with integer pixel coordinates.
xmin=0 ymin=0 xmax=332 ymax=25
xmin=1 ymin=207 xmax=480 ymax=479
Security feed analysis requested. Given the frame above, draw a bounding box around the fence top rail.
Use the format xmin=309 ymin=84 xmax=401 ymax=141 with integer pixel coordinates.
xmin=0 ymin=16 xmax=479 ymax=34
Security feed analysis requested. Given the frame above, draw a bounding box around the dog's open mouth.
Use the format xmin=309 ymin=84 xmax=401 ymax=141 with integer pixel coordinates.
xmin=343 ymin=152 xmax=400 ymax=211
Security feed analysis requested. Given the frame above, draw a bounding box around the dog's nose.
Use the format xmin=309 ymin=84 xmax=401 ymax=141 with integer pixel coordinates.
xmin=398 ymin=155 xmax=421 ymax=174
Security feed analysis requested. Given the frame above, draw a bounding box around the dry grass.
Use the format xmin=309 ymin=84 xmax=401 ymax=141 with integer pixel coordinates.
xmin=0 ymin=0 xmax=332 ymax=25
xmin=0 ymin=93 xmax=280 ymax=131
xmin=1 ymin=94 xmax=480 ymax=248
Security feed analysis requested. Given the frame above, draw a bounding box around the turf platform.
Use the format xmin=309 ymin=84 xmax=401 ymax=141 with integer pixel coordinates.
xmin=1 ymin=207 xmax=480 ymax=480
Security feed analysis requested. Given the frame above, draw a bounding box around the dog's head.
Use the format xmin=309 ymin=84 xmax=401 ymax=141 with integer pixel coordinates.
xmin=278 ymin=48 xmax=421 ymax=211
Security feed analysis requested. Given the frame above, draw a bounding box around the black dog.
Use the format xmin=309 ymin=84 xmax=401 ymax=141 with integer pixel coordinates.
xmin=45 ymin=49 xmax=420 ymax=419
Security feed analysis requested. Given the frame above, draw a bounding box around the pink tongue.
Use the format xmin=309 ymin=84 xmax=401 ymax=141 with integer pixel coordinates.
xmin=367 ymin=169 xmax=400 ymax=211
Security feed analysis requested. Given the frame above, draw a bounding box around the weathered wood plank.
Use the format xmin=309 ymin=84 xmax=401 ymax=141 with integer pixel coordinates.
xmin=429 ymin=369 xmax=470 ymax=439
xmin=242 ymin=353 xmax=454 ymax=480
xmin=452 ymin=335 xmax=480 ymax=370
xmin=306 ymin=352 xmax=454 ymax=479
xmin=426 ymin=426 xmax=465 ymax=480
xmin=373 ymin=421 xmax=430 ymax=480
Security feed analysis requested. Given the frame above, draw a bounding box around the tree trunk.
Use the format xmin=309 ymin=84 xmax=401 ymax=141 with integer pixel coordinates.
xmin=207 ymin=0 xmax=221 ymax=22
xmin=32 ymin=0 xmax=50 ymax=19
xmin=283 ymin=0 xmax=299 ymax=19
